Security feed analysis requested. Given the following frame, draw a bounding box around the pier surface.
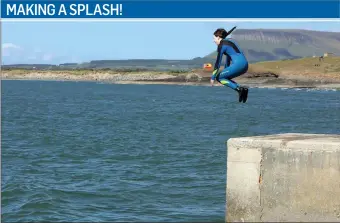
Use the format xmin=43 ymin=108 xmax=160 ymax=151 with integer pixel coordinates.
xmin=226 ymin=133 xmax=340 ymax=222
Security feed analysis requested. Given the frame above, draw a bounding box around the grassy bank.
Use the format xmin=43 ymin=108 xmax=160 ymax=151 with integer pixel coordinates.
xmin=248 ymin=56 xmax=340 ymax=79
xmin=2 ymin=57 xmax=340 ymax=85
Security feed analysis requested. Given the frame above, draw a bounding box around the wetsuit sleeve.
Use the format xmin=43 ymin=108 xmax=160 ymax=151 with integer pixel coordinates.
xmin=211 ymin=45 xmax=224 ymax=80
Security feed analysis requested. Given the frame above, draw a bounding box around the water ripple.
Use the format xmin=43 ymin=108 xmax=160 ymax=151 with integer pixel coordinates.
xmin=2 ymin=80 xmax=340 ymax=222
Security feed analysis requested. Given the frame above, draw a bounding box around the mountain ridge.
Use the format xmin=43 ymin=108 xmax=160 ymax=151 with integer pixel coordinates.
xmin=204 ymin=28 xmax=340 ymax=63
xmin=3 ymin=29 xmax=339 ymax=70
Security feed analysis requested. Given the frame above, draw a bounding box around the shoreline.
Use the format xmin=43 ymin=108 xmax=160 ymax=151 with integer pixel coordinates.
xmin=2 ymin=56 xmax=339 ymax=90
xmin=2 ymin=76 xmax=340 ymax=90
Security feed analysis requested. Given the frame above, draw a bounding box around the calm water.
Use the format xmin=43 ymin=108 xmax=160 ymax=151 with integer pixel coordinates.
xmin=2 ymin=80 xmax=340 ymax=222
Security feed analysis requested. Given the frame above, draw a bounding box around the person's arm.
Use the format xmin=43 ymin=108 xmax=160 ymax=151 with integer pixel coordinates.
xmin=211 ymin=45 xmax=224 ymax=81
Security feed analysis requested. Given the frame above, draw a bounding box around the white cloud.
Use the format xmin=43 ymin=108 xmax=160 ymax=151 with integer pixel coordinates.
xmin=2 ymin=43 xmax=22 ymax=51
xmin=2 ymin=43 xmax=23 ymax=58
xmin=42 ymin=53 xmax=53 ymax=61
xmin=27 ymin=55 xmax=37 ymax=60
xmin=34 ymin=48 xmax=42 ymax=53
xmin=1 ymin=43 xmax=74 ymax=65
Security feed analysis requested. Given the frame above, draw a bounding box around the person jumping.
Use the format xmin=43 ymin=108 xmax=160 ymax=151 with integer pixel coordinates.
xmin=210 ymin=27 xmax=249 ymax=103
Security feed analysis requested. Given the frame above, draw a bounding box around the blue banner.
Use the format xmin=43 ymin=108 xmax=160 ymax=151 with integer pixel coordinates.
xmin=1 ymin=0 xmax=340 ymax=18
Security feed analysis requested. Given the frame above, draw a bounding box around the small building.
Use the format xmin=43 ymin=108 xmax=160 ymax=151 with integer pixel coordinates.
xmin=324 ymin=52 xmax=334 ymax=57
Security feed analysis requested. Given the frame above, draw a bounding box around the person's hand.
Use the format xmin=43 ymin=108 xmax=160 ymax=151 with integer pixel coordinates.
xmin=210 ymin=79 xmax=214 ymax=86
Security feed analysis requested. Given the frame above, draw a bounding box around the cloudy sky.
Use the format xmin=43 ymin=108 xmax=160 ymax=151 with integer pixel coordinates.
xmin=2 ymin=21 xmax=340 ymax=65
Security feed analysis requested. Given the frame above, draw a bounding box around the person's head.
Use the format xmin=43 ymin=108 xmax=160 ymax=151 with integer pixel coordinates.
xmin=213 ymin=28 xmax=228 ymax=45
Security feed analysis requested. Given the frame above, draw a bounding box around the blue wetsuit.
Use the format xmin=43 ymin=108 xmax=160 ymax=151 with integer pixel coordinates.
xmin=211 ymin=38 xmax=248 ymax=90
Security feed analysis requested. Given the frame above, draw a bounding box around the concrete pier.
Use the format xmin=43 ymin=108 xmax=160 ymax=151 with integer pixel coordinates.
xmin=226 ymin=133 xmax=340 ymax=222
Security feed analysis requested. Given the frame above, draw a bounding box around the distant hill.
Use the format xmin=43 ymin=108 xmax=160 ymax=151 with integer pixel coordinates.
xmin=3 ymin=29 xmax=340 ymax=70
xmin=2 ymin=58 xmax=207 ymax=71
xmin=204 ymin=29 xmax=340 ymax=63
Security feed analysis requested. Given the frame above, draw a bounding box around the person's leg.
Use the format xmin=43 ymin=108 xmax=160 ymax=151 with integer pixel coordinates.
xmin=217 ymin=77 xmax=240 ymax=91
xmin=217 ymin=66 xmax=243 ymax=91
xmin=216 ymin=62 xmax=248 ymax=102
xmin=217 ymin=72 xmax=244 ymax=102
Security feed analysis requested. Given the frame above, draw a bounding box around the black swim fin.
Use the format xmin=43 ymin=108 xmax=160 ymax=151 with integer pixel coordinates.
xmin=237 ymin=87 xmax=244 ymax=103
xmin=242 ymin=88 xmax=249 ymax=103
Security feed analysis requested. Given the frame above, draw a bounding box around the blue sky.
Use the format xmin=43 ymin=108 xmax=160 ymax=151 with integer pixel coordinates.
xmin=2 ymin=21 xmax=340 ymax=64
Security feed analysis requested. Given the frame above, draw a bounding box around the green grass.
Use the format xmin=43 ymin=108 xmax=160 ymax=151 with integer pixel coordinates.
xmin=249 ymin=56 xmax=340 ymax=76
